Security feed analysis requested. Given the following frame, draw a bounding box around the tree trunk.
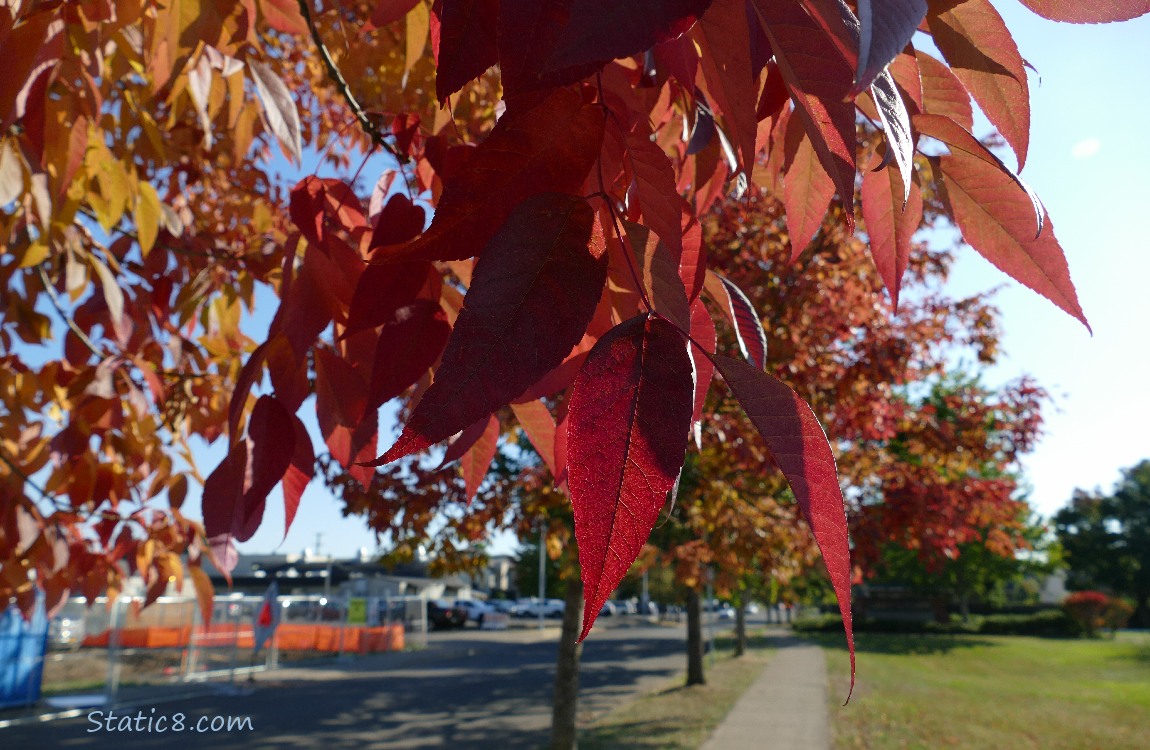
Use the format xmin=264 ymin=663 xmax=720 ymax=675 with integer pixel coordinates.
xmin=686 ymin=589 xmax=706 ymax=686
xmin=958 ymin=592 xmax=971 ymax=621
xmin=1133 ymin=591 xmax=1150 ymax=629
xmin=550 ymin=580 xmax=585 ymax=750
xmin=734 ymin=600 xmax=747 ymax=657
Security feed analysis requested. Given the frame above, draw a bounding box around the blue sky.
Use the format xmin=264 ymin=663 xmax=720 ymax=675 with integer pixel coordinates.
xmin=178 ymin=6 xmax=1150 ymax=560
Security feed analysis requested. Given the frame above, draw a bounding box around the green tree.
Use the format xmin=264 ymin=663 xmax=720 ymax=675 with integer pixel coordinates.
xmin=1055 ymin=461 xmax=1150 ymax=627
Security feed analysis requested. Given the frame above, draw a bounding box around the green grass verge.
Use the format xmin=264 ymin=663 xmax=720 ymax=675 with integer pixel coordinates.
xmin=809 ymin=631 xmax=1150 ymax=750
xmin=579 ymin=632 xmax=772 ymax=750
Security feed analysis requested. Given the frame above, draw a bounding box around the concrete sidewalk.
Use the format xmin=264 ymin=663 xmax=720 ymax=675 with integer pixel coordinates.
xmin=700 ymin=633 xmax=830 ymax=750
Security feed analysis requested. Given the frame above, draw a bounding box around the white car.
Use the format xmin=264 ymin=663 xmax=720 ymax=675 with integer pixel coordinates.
xmin=453 ymin=599 xmax=495 ymax=626
xmin=517 ymin=598 xmax=566 ymax=618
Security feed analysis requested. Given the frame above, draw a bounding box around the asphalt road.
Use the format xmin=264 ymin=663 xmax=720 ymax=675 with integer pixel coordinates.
xmin=1 ymin=619 xmax=698 ymax=749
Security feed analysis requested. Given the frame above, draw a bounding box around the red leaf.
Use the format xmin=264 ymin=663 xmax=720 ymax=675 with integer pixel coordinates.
xmin=782 ymin=115 xmax=836 ymax=261
xmin=937 ymin=152 xmax=1090 ymax=331
xmin=202 ymin=442 xmax=249 ymax=541
xmin=540 ymin=0 xmax=714 ymax=73
xmin=345 ymin=262 xmax=437 ymax=340
xmin=888 ymin=49 xmax=924 ymax=113
xmin=712 ymin=354 xmax=855 ymax=695
xmin=283 ymin=414 xmax=314 ymax=538
xmin=870 ymin=70 xmax=915 ymax=206
xmin=367 ymin=299 xmax=452 ymax=408
xmin=461 ymin=415 xmax=500 ymax=501
xmin=624 ymin=122 xmax=684 ymax=257
xmin=861 ymin=163 xmax=923 ymax=310
xmin=228 ymin=341 xmax=268 ymax=439
xmin=688 ymin=298 xmax=717 ymax=447
xmin=679 ymin=212 xmax=706 ymax=302
xmin=694 ymin=0 xmax=757 ymax=174
xmin=701 ymin=271 xmax=767 ymax=370
xmin=369 ymin=193 xmax=426 ymax=247
xmin=914 ymin=113 xmax=1044 ymax=233
xmin=568 ymin=315 xmax=694 ymax=640
xmin=752 ymin=0 xmax=857 ymax=228
xmin=371 ymin=193 xmax=607 ymax=465
xmin=510 ymin=400 xmax=559 ymax=477
xmin=440 ymin=415 xmax=495 ymax=467
xmin=431 ymin=0 xmax=499 ymax=102
xmin=855 ymin=0 xmax=927 ymax=93
xmin=627 ymin=222 xmax=691 ymax=334
xmin=927 ymin=0 xmax=1030 ymax=168
xmin=1016 ymin=0 xmax=1149 ymax=23
xmin=260 ymin=0 xmax=308 ymax=35
xmin=372 ymin=0 xmax=421 ymax=27
xmin=315 ymin=349 xmax=368 ymax=438
xmin=370 ymin=88 xmax=604 ymax=264
xmin=498 ymin=0 xmax=607 ymax=95
xmin=238 ymin=396 xmax=296 ymax=541
xmin=916 ymin=49 xmax=972 ymax=129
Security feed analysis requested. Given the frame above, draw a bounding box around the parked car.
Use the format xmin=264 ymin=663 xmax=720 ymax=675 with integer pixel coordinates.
xmin=517 ymin=598 xmax=566 ymax=618
xmin=599 ymin=601 xmax=617 ymax=617
xmin=612 ymin=599 xmax=638 ymax=615
xmin=487 ymin=599 xmax=517 ymax=615
xmin=453 ymin=599 xmax=495 ymax=626
xmin=426 ymin=600 xmax=468 ymax=630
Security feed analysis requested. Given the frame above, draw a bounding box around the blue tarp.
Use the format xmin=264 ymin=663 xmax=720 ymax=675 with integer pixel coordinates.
xmin=0 ymin=593 xmax=48 ymax=709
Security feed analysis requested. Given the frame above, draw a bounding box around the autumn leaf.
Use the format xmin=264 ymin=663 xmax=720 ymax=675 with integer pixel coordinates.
xmin=510 ymin=400 xmax=559 ymax=477
xmin=431 ymin=0 xmax=499 ymax=102
xmin=238 ymin=395 xmax=296 ymax=541
xmin=937 ymin=152 xmax=1090 ymax=331
xmin=461 ymin=415 xmax=500 ymax=501
xmin=627 ymin=222 xmax=691 ymax=334
xmin=371 ymin=193 xmax=606 ymax=464
xmin=688 ymin=298 xmax=717 ymax=448
xmin=869 ymin=70 xmax=914 ymax=206
xmin=712 ymin=354 xmax=855 ymax=695
xmin=694 ymin=0 xmax=757 ymax=175
xmin=367 ymin=299 xmax=451 ymax=408
xmin=751 ymin=0 xmax=857 ymax=227
xmin=782 ymin=115 xmax=836 ymax=261
xmin=855 ymin=0 xmax=927 ymax=93
xmin=568 ymin=314 xmax=694 ymax=640
xmin=283 ymin=413 xmax=315 ymax=538
xmin=916 ymin=49 xmax=973 ymax=129
xmin=927 ymin=0 xmax=1030 ymax=168
xmin=249 ymin=58 xmax=303 ymax=165
xmin=539 ymin=0 xmax=713 ymax=74
xmin=861 ymin=163 xmax=923 ymax=310
xmin=1016 ymin=0 xmax=1150 ymax=23
xmin=370 ymin=88 xmax=604 ymax=264
xmin=704 ymin=271 xmax=768 ymax=370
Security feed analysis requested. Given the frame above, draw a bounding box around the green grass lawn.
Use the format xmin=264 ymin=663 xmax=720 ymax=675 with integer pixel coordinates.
xmin=810 ymin=631 xmax=1150 ymax=750
xmin=578 ymin=632 xmax=771 ymax=750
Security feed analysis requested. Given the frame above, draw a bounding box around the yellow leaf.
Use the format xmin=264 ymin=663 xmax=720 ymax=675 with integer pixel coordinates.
xmin=16 ymin=240 xmax=50 ymax=269
xmin=135 ymin=180 xmax=161 ymax=257
xmin=0 ymin=138 xmax=25 ymax=206
xmin=189 ymin=565 xmax=214 ymax=625
xmin=136 ymin=538 xmax=155 ymax=576
xmin=405 ymin=1 xmax=430 ymax=78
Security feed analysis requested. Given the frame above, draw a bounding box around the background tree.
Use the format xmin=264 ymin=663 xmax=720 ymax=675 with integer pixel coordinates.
xmin=1054 ymin=461 xmax=1150 ymax=627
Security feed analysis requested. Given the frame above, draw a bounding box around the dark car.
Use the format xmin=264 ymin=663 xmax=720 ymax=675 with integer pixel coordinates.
xmin=426 ymin=599 xmax=468 ymax=630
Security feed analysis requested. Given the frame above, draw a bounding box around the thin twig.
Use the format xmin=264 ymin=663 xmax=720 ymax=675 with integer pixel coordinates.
xmin=297 ymin=0 xmax=408 ymax=164
xmin=37 ymin=265 xmax=103 ymax=357
xmin=0 ymin=449 xmax=71 ymax=513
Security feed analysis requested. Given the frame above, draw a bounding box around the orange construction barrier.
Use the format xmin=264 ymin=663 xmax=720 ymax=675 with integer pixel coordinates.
xmin=80 ymin=622 xmax=406 ymax=653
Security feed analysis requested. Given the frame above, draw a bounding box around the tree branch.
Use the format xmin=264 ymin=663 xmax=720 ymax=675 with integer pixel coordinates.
xmin=297 ymin=0 xmax=409 ymax=164
xmin=36 ymin=265 xmax=103 ymax=358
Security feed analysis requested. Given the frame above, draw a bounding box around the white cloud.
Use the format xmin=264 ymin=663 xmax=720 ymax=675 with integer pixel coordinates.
xmin=1071 ymin=138 xmax=1101 ymax=160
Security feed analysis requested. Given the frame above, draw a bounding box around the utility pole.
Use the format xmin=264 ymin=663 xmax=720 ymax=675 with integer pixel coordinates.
xmin=538 ymin=522 xmax=546 ymax=631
